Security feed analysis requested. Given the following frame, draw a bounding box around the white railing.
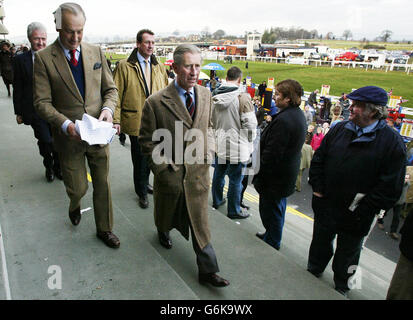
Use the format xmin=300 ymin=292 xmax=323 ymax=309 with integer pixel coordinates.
xmin=216 ymin=54 xmax=412 ymax=74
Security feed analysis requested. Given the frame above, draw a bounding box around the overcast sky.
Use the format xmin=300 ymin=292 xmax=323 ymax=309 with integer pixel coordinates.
xmin=2 ymin=0 xmax=412 ymax=43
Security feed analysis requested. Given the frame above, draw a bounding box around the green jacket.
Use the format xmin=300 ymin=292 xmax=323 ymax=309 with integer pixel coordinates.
xmin=113 ymin=49 xmax=168 ymax=136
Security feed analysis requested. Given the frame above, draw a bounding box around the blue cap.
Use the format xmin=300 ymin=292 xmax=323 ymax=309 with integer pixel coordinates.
xmin=347 ymin=86 xmax=388 ymax=106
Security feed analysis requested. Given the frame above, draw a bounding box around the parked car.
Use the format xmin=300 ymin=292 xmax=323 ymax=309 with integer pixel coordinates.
xmin=310 ymin=53 xmax=321 ymax=60
xmin=355 ymin=55 xmax=365 ymax=62
xmin=335 ymin=52 xmax=358 ymax=61
xmin=394 ymin=58 xmax=407 ymax=64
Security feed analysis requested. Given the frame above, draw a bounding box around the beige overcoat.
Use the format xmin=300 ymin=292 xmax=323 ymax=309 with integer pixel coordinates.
xmin=139 ymin=82 xmax=214 ymax=249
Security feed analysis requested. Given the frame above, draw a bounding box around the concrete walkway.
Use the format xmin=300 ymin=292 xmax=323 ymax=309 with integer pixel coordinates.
xmin=0 ymin=85 xmax=396 ymax=300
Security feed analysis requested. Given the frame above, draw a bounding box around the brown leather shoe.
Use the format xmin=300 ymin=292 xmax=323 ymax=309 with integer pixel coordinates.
xmin=199 ymin=273 xmax=230 ymax=287
xmin=69 ymin=207 xmax=81 ymax=226
xmin=97 ymin=231 xmax=120 ymax=248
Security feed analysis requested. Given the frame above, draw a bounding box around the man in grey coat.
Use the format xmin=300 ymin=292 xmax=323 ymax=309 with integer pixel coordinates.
xmin=139 ymin=44 xmax=229 ymax=287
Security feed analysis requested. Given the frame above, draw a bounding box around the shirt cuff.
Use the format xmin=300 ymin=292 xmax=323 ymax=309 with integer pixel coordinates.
xmin=102 ymin=107 xmax=113 ymax=115
xmin=62 ymin=120 xmax=72 ymax=135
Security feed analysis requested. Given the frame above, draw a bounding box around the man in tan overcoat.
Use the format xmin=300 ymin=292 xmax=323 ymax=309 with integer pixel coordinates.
xmin=139 ymin=44 xmax=229 ymax=287
xmin=113 ymin=29 xmax=168 ymax=209
xmin=33 ymin=2 xmax=120 ymax=248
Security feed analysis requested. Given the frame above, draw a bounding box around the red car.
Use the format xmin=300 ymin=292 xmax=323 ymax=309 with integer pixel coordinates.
xmin=335 ymin=52 xmax=359 ymax=61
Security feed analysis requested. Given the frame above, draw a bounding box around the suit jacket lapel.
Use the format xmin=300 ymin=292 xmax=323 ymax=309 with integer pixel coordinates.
xmin=161 ymin=82 xmax=193 ymax=129
xmin=192 ymin=85 xmax=206 ymax=129
xmin=81 ymin=43 xmax=93 ymax=104
xmin=127 ymin=49 xmax=150 ymax=98
xmin=50 ymin=40 xmax=83 ymax=103
xmin=23 ymin=51 xmax=33 ymax=79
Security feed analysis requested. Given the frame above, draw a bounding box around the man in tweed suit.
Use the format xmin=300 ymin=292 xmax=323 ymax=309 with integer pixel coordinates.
xmin=33 ymin=2 xmax=120 ymax=248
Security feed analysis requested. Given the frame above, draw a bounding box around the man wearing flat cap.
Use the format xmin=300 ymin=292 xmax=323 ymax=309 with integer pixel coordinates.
xmin=307 ymin=86 xmax=406 ymax=296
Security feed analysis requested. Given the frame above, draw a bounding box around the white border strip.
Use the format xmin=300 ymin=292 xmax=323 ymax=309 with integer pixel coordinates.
xmin=0 ymin=222 xmax=11 ymax=300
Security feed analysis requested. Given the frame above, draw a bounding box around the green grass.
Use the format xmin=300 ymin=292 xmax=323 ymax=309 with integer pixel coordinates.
xmin=201 ymin=59 xmax=413 ymax=108
xmin=106 ymin=54 xmax=413 ymax=108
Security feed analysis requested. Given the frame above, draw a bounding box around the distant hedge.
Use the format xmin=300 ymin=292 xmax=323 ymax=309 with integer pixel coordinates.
xmin=363 ymin=44 xmax=386 ymax=49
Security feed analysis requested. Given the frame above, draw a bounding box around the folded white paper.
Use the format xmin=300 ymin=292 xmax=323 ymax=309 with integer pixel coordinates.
xmin=348 ymin=193 xmax=366 ymax=212
xmin=75 ymin=113 xmax=116 ymax=145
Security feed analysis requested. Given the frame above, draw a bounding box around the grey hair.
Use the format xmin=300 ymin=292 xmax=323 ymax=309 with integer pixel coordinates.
xmin=54 ymin=2 xmax=86 ymax=28
xmin=173 ymin=44 xmax=201 ymax=66
xmin=365 ymin=102 xmax=388 ymax=120
xmin=27 ymin=22 xmax=47 ymax=39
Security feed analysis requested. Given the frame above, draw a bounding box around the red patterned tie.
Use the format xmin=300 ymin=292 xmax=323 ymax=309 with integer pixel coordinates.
xmin=70 ymin=49 xmax=78 ymax=67
xmin=185 ymin=92 xmax=195 ymax=118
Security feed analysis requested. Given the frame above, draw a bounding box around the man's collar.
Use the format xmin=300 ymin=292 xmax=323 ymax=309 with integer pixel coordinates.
xmin=137 ymin=51 xmax=150 ymax=63
xmin=57 ymin=37 xmax=81 ymax=53
xmin=174 ymin=79 xmax=194 ymax=95
xmin=355 ymin=120 xmax=379 ymax=133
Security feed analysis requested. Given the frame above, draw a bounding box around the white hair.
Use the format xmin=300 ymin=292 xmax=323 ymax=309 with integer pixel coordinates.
xmin=173 ymin=44 xmax=201 ymax=66
xmin=365 ymin=102 xmax=388 ymax=120
xmin=27 ymin=22 xmax=47 ymax=39
xmin=54 ymin=2 xmax=86 ymax=29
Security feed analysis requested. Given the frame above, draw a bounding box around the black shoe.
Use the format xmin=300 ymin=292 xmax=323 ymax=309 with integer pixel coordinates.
xmin=335 ymin=288 xmax=348 ymax=298
xmin=119 ymin=133 xmax=126 ymax=146
xmin=256 ymin=232 xmax=265 ymax=240
xmin=45 ymin=168 xmax=54 ymax=182
xmin=307 ymin=269 xmax=323 ymax=278
xmin=228 ymin=211 xmax=250 ymax=219
xmin=199 ymin=273 xmax=230 ymax=287
xmin=147 ymin=184 xmax=153 ymax=195
xmin=212 ymin=199 xmax=226 ymax=209
xmin=139 ymin=195 xmax=149 ymax=209
xmin=69 ymin=207 xmax=81 ymax=226
xmin=240 ymin=201 xmax=250 ymax=210
xmin=158 ymin=231 xmax=172 ymax=249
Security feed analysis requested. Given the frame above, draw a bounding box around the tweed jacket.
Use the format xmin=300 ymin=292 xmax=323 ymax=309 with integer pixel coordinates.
xmin=33 ymin=39 xmax=117 ymax=152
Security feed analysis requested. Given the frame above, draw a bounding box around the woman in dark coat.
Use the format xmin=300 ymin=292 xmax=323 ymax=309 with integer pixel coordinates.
xmin=253 ymin=79 xmax=307 ymax=250
xmin=0 ymin=41 xmax=14 ymax=96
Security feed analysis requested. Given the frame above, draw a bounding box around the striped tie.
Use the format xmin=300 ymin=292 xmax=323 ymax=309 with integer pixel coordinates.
xmin=70 ymin=49 xmax=78 ymax=67
xmin=185 ymin=92 xmax=195 ymax=118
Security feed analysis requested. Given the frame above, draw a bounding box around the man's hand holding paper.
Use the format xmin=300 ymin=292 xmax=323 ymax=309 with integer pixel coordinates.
xmin=75 ymin=113 xmax=117 ymax=145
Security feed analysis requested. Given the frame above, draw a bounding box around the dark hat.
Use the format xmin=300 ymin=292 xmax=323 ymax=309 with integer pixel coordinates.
xmin=347 ymin=86 xmax=388 ymax=106
xmin=0 ymin=40 xmax=11 ymax=47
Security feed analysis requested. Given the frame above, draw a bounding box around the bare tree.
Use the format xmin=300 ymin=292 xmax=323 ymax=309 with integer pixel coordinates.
xmin=213 ymin=29 xmax=225 ymax=40
xmin=380 ymin=30 xmax=393 ymax=42
xmin=342 ymin=29 xmax=352 ymax=41
xmin=201 ymin=26 xmax=211 ymax=40
xmin=310 ymin=29 xmax=318 ymax=39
